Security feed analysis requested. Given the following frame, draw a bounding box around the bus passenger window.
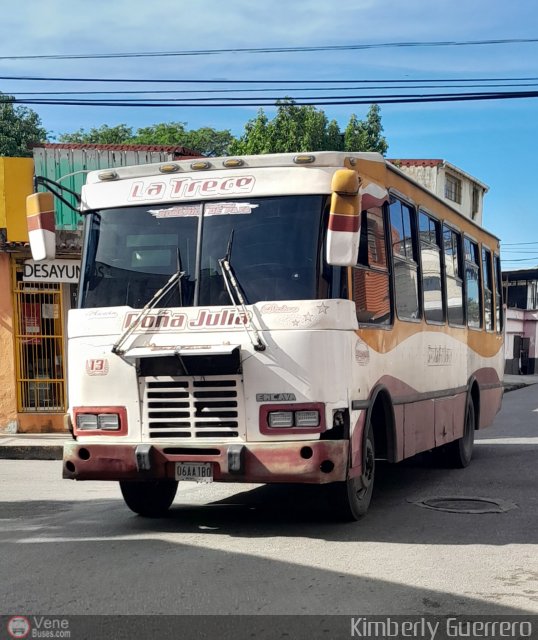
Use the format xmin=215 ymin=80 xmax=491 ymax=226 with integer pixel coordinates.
xmin=419 ymin=211 xmax=444 ymax=323
xmin=353 ymin=207 xmax=391 ymax=325
xmin=464 ymin=237 xmax=482 ymax=329
xmin=443 ymin=226 xmax=465 ymax=326
xmin=482 ymin=247 xmax=494 ymax=331
xmin=389 ymin=198 xmax=419 ymax=321
xmin=494 ymin=254 xmax=503 ymax=333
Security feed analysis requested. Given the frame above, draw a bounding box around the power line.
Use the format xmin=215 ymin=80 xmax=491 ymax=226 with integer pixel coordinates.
xmin=2 ymin=74 xmax=538 ymax=84
xmin=5 ymin=90 xmax=538 ymax=108
xmin=1 ymin=38 xmax=537 ymax=61
xmin=10 ymin=82 xmax=538 ymax=97
xmin=503 ymin=241 xmax=538 ymax=246
xmin=6 ymin=90 xmax=538 ymax=104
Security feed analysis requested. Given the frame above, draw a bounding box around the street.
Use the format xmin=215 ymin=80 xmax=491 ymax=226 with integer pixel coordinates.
xmin=0 ymin=386 xmax=536 ymax=617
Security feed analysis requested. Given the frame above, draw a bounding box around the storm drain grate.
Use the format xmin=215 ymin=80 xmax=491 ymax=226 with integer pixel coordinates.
xmin=410 ymin=496 xmax=518 ymax=514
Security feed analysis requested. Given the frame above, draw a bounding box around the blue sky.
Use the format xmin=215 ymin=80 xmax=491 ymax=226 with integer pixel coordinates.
xmin=2 ymin=0 xmax=538 ymax=267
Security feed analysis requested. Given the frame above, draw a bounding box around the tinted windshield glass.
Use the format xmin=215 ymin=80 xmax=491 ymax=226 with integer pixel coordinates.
xmin=79 ymin=195 xmax=325 ymax=309
xmin=199 ymin=196 xmax=322 ymax=305
xmin=81 ymin=205 xmax=199 ymax=309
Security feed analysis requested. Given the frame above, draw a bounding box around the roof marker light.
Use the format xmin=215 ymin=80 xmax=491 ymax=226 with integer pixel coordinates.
xmin=159 ymin=163 xmax=180 ymax=173
xmin=223 ymin=158 xmax=244 ymax=168
xmin=293 ymin=155 xmax=315 ymax=165
xmin=191 ymin=161 xmax=211 ymax=170
xmin=97 ymin=170 xmax=118 ymax=181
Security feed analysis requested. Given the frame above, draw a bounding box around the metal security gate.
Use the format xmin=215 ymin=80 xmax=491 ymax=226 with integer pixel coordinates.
xmin=12 ymin=262 xmax=66 ymax=412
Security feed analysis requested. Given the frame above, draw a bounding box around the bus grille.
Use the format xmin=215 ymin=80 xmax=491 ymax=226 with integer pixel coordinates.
xmin=141 ymin=376 xmax=243 ymax=440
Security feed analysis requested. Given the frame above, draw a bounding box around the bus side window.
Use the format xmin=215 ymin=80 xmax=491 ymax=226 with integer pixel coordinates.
xmin=389 ymin=197 xmax=420 ymax=321
xmin=352 ymin=207 xmax=391 ymax=325
xmin=482 ymin=247 xmax=494 ymax=331
xmin=464 ymin=236 xmax=482 ymax=329
xmin=494 ymin=253 xmax=503 ymax=333
xmin=419 ymin=211 xmax=444 ymax=323
xmin=443 ymin=225 xmax=465 ymax=326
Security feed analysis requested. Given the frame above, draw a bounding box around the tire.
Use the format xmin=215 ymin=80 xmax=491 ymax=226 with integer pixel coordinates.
xmin=443 ymin=400 xmax=475 ymax=468
xmin=119 ymin=480 xmax=178 ymax=517
xmin=328 ymin=425 xmax=375 ymax=521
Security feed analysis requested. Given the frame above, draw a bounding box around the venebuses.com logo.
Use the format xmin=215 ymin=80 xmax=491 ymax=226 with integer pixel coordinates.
xmin=6 ymin=616 xmax=71 ymax=639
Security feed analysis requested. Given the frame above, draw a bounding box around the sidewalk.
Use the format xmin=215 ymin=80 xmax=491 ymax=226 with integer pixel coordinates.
xmin=1 ymin=375 xmax=537 ymax=461
xmin=0 ymin=433 xmax=67 ymax=460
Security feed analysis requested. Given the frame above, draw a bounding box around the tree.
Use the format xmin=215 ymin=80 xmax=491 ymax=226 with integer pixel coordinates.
xmin=0 ymin=95 xmax=47 ymax=156
xmin=229 ymin=110 xmax=270 ymax=155
xmin=58 ymin=121 xmax=235 ymax=156
xmin=344 ymin=105 xmax=388 ymax=154
xmin=232 ymin=100 xmax=388 ymax=155
xmin=179 ymin=127 xmax=235 ymax=156
xmin=131 ymin=122 xmax=187 ymax=145
xmin=58 ymin=124 xmax=133 ymax=144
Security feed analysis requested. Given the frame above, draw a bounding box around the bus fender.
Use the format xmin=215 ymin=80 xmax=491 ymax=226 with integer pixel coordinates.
xmin=350 ymin=384 xmax=397 ymax=478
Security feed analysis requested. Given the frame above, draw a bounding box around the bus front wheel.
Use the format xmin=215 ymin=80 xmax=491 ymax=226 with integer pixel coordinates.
xmin=443 ymin=401 xmax=475 ymax=468
xmin=119 ymin=480 xmax=178 ymax=517
xmin=328 ymin=426 xmax=375 ymax=521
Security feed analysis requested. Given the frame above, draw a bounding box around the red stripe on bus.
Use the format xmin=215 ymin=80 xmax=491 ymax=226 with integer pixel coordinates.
xmin=328 ymin=214 xmax=359 ymax=232
xmin=27 ymin=211 xmax=55 ymax=233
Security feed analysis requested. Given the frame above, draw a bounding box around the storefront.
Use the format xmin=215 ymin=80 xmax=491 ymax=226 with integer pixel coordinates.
xmin=10 ymin=257 xmax=79 ymax=431
xmin=0 ymin=157 xmax=80 ymax=433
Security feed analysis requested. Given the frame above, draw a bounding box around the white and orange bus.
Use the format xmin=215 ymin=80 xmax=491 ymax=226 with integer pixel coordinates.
xmin=27 ymin=151 xmax=504 ymax=520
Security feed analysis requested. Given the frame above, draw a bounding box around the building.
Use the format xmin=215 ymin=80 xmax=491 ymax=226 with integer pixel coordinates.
xmin=502 ymin=268 xmax=538 ymax=375
xmin=388 ymin=159 xmax=488 ymax=225
xmin=0 ymin=145 xmax=200 ymax=434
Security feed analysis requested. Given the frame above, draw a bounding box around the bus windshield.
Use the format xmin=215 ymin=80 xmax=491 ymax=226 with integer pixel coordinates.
xmin=79 ymin=195 xmax=326 ymax=309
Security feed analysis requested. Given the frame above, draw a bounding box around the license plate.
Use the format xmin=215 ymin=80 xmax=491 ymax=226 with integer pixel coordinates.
xmin=175 ymin=462 xmax=213 ymax=483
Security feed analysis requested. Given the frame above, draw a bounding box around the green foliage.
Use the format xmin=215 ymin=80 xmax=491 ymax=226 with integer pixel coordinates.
xmin=232 ymin=100 xmax=387 ymax=155
xmin=179 ymin=127 xmax=235 ymax=156
xmin=229 ymin=110 xmax=271 ymax=155
xmin=0 ymin=95 xmax=48 ymax=157
xmin=58 ymin=124 xmax=133 ymax=144
xmin=56 ymin=101 xmax=389 ymax=157
xmin=131 ymin=122 xmax=187 ymax=145
xmin=58 ymin=121 xmax=234 ymax=156
xmin=344 ymin=105 xmax=388 ymax=154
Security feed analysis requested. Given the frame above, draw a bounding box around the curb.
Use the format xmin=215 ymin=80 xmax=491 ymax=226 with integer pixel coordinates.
xmin=0 ymin=446 xmax=63 ymax=461
xmin=503 ymin=383 xmax=529 ymax=393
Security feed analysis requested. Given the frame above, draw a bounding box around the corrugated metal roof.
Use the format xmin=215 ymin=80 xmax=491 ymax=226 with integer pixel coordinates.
xmin=33 ymin=143 xmax=201 ymax=157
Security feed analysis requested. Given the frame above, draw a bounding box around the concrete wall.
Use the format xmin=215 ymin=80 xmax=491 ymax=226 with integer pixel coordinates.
xmin=505 ymin=308 xmax=538 ymax=374
xmin=395 ymin=163 xmax=485 ymax=225
xmin=0 ymin=253 xmax=17 ymax=432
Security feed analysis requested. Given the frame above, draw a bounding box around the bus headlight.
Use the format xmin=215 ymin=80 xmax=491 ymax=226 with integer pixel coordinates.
xmin=73 ymin=407 xmax=127 ymax=435
xmin=295 ymin=410 xmax=320 ymax=427
xmin=268 ymin=411 xmax=294 ymax=428
xmin=76 ymin=414 xmax=98 ymax=430
xmin=97 ymin=414 xmax=120 ymax=430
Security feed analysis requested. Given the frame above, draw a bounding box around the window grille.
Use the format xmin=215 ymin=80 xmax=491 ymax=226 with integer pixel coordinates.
xmin=12 ymin=262 xmax=66 ymax=412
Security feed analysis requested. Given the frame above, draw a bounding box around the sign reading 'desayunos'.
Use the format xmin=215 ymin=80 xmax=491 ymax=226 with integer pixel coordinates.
xmin=23 ymin=260 xmax=81 ymax=284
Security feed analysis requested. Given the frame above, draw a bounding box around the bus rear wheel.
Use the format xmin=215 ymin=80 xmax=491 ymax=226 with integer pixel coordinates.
xmin=443 ymin=401 xmax=475 ymax=468
xmin=119 ymin=480 xmax=178 ymax=517
xmin=328 ymin=426 xmax=375 ymax=521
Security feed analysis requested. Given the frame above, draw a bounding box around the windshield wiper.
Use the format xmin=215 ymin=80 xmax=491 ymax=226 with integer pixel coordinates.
xmin=112 ymin=269 xmax=185 ymax=357
xmin=218 ymin=230 xmax=266 ymax=352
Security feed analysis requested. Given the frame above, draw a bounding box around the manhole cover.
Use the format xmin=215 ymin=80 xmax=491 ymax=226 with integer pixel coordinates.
xmin=410 ymin=496 xmax=518 ymax=514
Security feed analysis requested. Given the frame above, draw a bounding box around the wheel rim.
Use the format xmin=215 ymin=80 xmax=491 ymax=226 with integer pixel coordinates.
xmin=355 ymin=439 xmax=375 ymax=500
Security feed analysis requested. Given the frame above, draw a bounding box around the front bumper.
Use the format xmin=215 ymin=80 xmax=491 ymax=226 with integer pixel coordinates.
xmin=63 ymin=440 xmax=348 ymax=484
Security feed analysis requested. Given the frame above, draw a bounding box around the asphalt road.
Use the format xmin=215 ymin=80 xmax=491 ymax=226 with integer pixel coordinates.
xmin=1 ymin=385 xmax=537 ymax=619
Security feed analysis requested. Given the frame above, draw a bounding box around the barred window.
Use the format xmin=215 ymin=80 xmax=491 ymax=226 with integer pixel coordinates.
xmin=445 ymin=174 xmax=462 ymax=204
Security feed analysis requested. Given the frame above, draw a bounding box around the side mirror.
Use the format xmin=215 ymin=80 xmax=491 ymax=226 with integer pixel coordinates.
xmin=326 ymin=169 xmax=361 ymax=266
xmin=26 ymin=192 xmax=56 ymax=261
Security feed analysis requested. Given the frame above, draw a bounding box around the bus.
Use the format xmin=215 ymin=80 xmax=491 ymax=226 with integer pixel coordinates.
xmin=27 ymin=151 xmax=504 ymax=521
